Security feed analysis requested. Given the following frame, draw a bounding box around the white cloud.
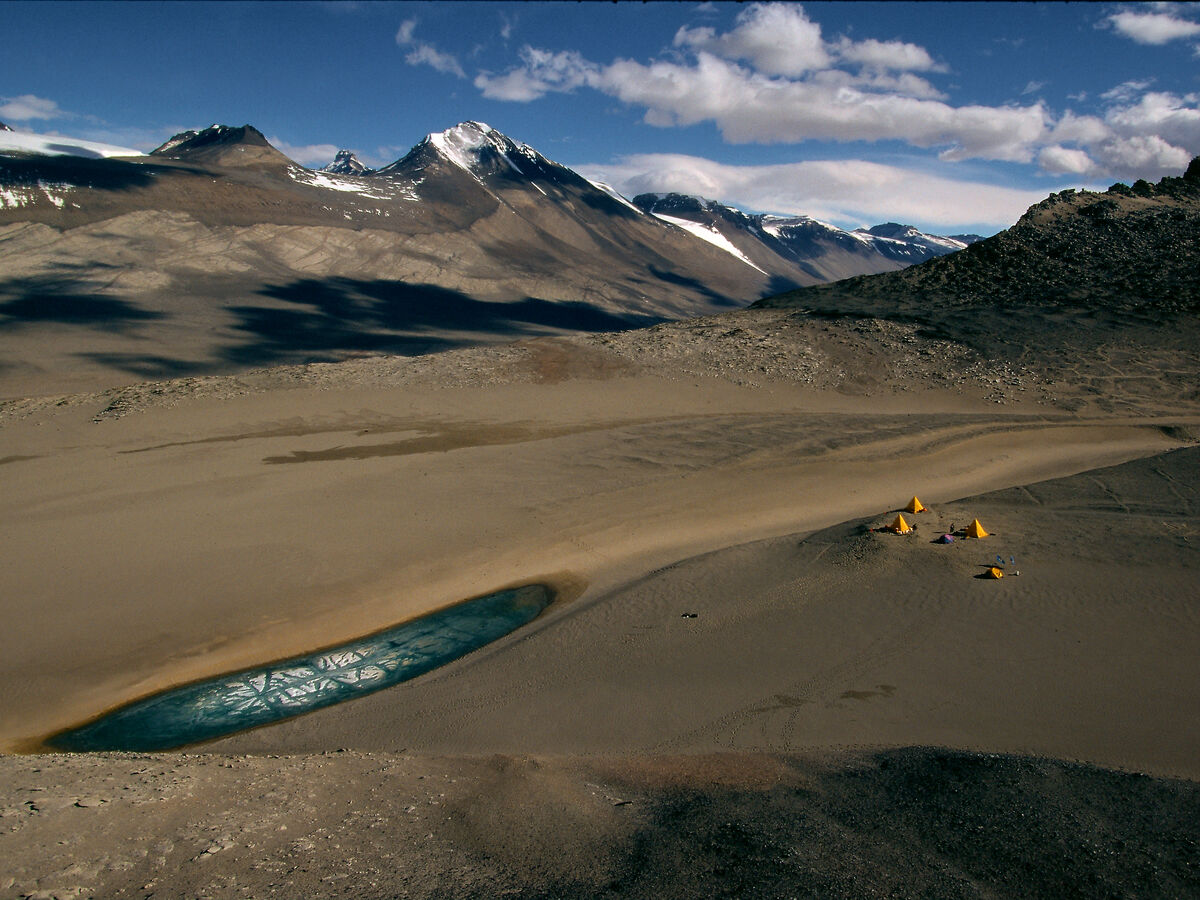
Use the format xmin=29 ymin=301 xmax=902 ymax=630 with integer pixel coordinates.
xmin=1093 ymin=134 xmax=1193 ymax=174
xmin=832 ymin=37 xmax=945 ymax=72
xmin=595 ymin=53 xmax=1047 ymax=161
xmin=480 ymin=4 xmax=1037 ymax=162
xmin=1038 ymin=145 xmax=1097 ymax=175
xmin=1108 ymin=9 xmax=1200 ymax=44
xmin=1105 ymin=90 xmax=1200 ymax=147
xmin=576 ymin=153 xmax=1058 ymax=230
xmin=1101 ymin=79 xmax=1156 ymax=103
xmin=674 ymin=4 xmax=831 ymax=76
xmin=1048 ymin=111 xmax=1111 ymax=145
xmin=396 ymin=19 xmax=466 ymax=79
xmin=474 ymin=2 xmax=1197 ymax=183
xmin=405 ymin=44 xmax=467 ymax=78
xmin=476 ymin=47 xmax=597 ymax=101
xmin=270 ymin=138 xmax=343 ymax=167
xmin=0 ymin=94 xmax=65 ymax=122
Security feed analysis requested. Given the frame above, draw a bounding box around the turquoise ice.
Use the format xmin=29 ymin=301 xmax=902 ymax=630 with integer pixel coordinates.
xmin=52 ymin=584 xmax=550 ymax=751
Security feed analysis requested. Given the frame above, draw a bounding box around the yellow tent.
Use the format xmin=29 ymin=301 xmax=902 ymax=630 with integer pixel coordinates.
xmin=889 ymin=513 xmax=912 ymax=534
xmin=965 ymin=518 xmax=989 ymax=538
xmin=905 ymin=496 xmax=927 ymax=513
xmin=985 ymin=566 xmax=1004 ymax=579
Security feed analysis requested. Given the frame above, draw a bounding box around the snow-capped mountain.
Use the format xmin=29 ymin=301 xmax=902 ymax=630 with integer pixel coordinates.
xmin=0 ymin=121 xmax=11 ymax=132
xmin=0 ymin=120 xmax=974 ymax=393
xmin=321 ymin=149 xmax=373 ymax=176
xmin=634 ymin=193 xmax=971 ymax=283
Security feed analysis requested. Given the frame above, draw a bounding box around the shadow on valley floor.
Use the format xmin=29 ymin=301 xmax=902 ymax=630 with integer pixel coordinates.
xmin=223 ymin=278 xmax=666 ymax=367
xmin=0 ymin=154 xmax=200 ymax=192
xmin=0 ymin=276 xmax=165 ymax=329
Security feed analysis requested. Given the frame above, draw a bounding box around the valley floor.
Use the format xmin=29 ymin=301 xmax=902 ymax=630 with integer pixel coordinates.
xmin=1 ymin=309 xmax=1198 ymax=898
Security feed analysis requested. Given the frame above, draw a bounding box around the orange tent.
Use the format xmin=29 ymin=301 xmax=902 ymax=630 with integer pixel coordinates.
xmin=984 ymin=566 xmax=1004 ymax=579
xmin=889 ymin=513 xmax=912 ymax=534
xmin=905 ymin=496 xmax=926 ymax=513
xmin=965 ymin=518 xmax=989 ymax=538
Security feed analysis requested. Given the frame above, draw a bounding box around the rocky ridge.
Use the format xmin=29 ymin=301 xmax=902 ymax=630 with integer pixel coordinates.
xmin=320 ymin=149 xmax=373 ymax=176
xmin=755 ymin=157 xmax=1200 ymax=318
xmin=632 ymin=192 xmax=971 ymax=283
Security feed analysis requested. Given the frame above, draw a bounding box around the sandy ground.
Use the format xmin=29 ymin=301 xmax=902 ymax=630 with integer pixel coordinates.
xmin=1 ymin=309 xmax=1198 ymax=897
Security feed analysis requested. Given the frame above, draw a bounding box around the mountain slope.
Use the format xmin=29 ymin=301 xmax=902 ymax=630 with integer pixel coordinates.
xmin=1 ymin=120 xmax=969 ymax=396
xmin=150 ymin=124 xmax=293 ymax=168
xmin=633 ymin=193 xmax=971 ymax=287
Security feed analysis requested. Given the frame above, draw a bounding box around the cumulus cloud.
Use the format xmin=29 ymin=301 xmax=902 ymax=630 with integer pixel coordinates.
xmin=476 ymin=2 xmax=1198 ymax=182
xmin=396 ymin=19 xmax=466 ymax=79
xmin=831 ymin=37 xmax=945 ymax=72
xmin=1107 ymin=9 xmax=1200 ymax=44
xmin=1105 ymin=90 xmax=1200 ymax=147
xmin=1085 ymin=89 xmax=1200 ymax=179
xmin=1037 ymin=145 xmax=1097 ymax=175
xmin=576 ymin=153 xmax=1058 ymax=230
xmin=1093 ymin=133 xmax=1193 ymax=174
xmin=674 ymin=4 xmax=831 ymax=76
xmin=0 ymin=94 xmax=65 ymax=122
xmin=476 ymin=47 xmax=597 ymax=101
xmin=594 ymin=53 xmax=1046 ymax=161
xmin=480 ymin=4 xmax=1043 ymax=162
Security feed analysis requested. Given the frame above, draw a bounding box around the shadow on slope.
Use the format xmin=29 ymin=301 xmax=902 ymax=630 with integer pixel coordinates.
xmin=224 ymin=278 xmax=667 ymax=367
xmin=646 ymin=265 xmax=742 ymax=308
xmin=0 ymin=154 xmax=195 ymax=192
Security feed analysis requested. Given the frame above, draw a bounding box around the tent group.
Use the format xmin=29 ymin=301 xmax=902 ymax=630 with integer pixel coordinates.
xmin=884 ymin=495 xmax=990 ymax=541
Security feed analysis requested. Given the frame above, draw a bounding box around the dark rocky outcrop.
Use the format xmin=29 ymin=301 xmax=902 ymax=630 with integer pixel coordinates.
xmin=755 ymin=158 xmax=1200 ymax=317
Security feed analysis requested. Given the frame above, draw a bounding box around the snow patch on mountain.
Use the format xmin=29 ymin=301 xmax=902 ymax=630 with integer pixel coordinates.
xmin=288 ymin=166 xmax=418 ymax=202
xmin=651 ymin=212 xmax=768 ymax=274
xmin=0 ymin=129 xmax=144 ymax=160
xmin=586 ymin=180 xmax=644 ymax=215
xmin=0 ymin=180 xmax=77 ymax=210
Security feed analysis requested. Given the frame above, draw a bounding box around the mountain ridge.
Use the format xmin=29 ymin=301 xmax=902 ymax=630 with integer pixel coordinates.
xmin=1 ymin=118 xmax=980 ymax=395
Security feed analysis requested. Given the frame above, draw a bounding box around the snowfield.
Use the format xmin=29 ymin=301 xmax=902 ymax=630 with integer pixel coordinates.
xmin=0 ymin=129 xmax=144 ymax=160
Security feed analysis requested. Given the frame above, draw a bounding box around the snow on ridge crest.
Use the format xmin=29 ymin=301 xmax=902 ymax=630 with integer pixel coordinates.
xmin=426 ymin=121 xmax=545 ymax=178
xmin=0 ymin=129 xmax=145 ymax=160
xmin=650 ymin=211 xmax=767 ymax=275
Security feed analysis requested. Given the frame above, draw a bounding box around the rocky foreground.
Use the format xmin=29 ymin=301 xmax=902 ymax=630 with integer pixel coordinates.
xmin=2 ymin=749 xmax=1198 ymax=899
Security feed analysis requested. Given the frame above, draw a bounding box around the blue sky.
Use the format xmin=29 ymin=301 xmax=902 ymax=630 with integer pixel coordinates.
xmin=2 ymin=1 xmax=1199 ymax=234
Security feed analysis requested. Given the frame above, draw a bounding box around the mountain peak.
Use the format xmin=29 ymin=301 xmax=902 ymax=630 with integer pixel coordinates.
xmin=321 ymin=149 xmax=373 ymax=176
xmin=632 ymin=193 xmax=724 ymax=216
xmin=862 ymin=222 xmax=921 ymax=240
xmin=422 ymin=120 xmax=542 ymax=175
xmin=150 ymin=124 xmax=290 ymax=167
xmin=0 ymin=121 xmax=11 ymax=132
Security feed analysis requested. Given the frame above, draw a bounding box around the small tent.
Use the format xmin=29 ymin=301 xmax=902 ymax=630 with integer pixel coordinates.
xmin=889 ymin=513 xmax=912 ymax=534
xmin=984 ymin=566 xmax=1004 ymax=579
xmin=938 ymin=533 xmax=955 ymax=544
xmin=905 ymin=496 xmax=927 ymax=513
xmin=965 ymin=518 xmax=989 ymax=539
